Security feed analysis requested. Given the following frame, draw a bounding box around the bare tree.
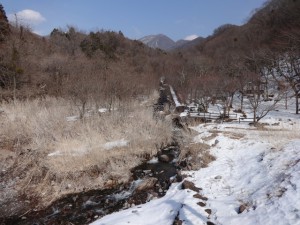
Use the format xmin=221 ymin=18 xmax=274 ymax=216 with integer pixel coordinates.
xmin=188 ymin=75 xmax=215 ymax=112
xmin=42 ymin=54 xmax=70 ymax=96
xmin=267 ymin=51 xmax=300 ymax=114
xmin=246 ymin=79 xmax=283 ymax=123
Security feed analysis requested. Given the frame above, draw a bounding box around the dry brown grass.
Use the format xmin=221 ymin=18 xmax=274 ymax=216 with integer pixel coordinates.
xmin=222 ymin=131 xmax=245 ymax=140
xmin=254 ymin=122 xmax=300 ymax=149
xmin=202 ymin=132 xmax=219 ymax=142
xmin=225 ymin=122 xmax=300 ymax=149
xmin=179 ymin=142 xmax=215 ymax=170
xmin=0 ymin=95 xmax=172 ymax=211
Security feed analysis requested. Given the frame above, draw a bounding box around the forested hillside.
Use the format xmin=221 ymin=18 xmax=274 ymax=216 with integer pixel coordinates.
xmin=0 ymin=25 xmax=177 ymax=103
xmin=1 ymin=0 xmax=299 ymax=106
xmin=169 ymin=0 xmax=300 ymax=114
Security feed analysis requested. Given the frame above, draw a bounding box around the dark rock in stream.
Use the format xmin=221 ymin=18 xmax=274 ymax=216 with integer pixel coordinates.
xmin=135 ymin=177 xmax=158 ymax=192
xmin=158 ymin=154 xmax=172 ymax=163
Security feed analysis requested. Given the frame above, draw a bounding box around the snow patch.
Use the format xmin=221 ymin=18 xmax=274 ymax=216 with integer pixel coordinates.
xmin=169 ymin=86 xmax=183 ymax=107
xmin=147 ymin=157 xmax=159 ymax=164
xmin=66 ymin=115 xmax=79 ymax=122
xmin=98 ymin=108 xmax=108 ymax=113
xmin=104 ymin=139 xmax=128 ymax=150
xmin=180 ymin=111 xmax=189 ymax=117
xmin=184 ymin=34 xmax=198 ymax=41
xmin=47 ymin=150 xmax=62 ymax=157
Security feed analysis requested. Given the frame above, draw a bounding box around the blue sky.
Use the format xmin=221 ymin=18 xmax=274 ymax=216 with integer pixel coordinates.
xmin=1 ymin=0 xmax=267 ymax=41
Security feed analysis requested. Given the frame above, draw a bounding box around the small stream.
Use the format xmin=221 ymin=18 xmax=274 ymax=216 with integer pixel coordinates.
xmin=1 ymin=143 xmax=182 ymax=225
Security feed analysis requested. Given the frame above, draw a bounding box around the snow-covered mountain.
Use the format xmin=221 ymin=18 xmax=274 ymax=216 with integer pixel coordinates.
xmin=139 ymin=34 xmax=175 ymax=51
xmin=139 ymin=34 xmax=204 ymax=51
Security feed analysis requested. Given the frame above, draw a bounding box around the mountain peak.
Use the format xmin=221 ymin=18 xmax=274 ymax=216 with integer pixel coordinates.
xmin=139 ymin=34 xmax=204 ymax=51
xmin=139 ymin=34 xmax=175 ymax=51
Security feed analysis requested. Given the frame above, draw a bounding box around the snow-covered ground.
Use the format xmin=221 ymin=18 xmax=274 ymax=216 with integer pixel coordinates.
xmin=91 ymin=98 xmax=300 ymax=225
xmin=170 ymin=85 xmax=184 ymax=107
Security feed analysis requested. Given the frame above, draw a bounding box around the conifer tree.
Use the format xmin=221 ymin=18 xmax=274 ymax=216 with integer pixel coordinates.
xmin=0 ymin=4 xmax=10 ymax=42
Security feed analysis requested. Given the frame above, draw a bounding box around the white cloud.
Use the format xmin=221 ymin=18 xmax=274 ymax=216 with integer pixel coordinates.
xmin=8 ymin=9 xmax=46 ymax=26
xmin=184 ymin=34 xmax=198 ymax=41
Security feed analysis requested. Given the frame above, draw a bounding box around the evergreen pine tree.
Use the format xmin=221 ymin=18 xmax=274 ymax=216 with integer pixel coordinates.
xmin=0 ymin=4 xmax=10 ymax=42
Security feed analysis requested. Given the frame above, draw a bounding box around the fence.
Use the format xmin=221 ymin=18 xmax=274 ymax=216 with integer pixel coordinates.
xmin=188 ymin=111 xmax=238 ymax=121
xmin=238 ymin=117 xmax=254 ymax=123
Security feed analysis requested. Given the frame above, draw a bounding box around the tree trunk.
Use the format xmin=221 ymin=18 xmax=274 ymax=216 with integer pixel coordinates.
xmin=80 ymin=101 xmax=86 ymax=119
xmin=13 ymin=74 xmax=16 ymax=103
xmin=230 ymin=92 xmax=234 ymax=108
xmin=227 ymin=104 xmax=230 ymax=117
xmin=240 ymin=93 xmax=244 ymax=111
xmin=296 ymin=92 xmax=299 ymax=114
xmin=223 ymin=106 xmax=226 ymax=118
xmin=285 ymin=92 xmax=288 ymax=110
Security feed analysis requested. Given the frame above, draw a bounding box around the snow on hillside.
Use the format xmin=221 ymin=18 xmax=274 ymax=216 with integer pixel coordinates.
xmin=92 ymin=100 xmax=300 ymax=225
xmin=139 ymin=35 xmax=158 ymax=44
xmin=138 ymin=34 xmax=176 ymax=50
xmin=187 ymin=125 xmax=300 ymax=225
xmin=169 ymin=85 xmax=184 ymax=107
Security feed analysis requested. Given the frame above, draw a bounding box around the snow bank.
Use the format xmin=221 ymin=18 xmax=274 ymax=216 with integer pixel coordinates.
xmin=91 ymin=101 xmax=299 ymax=225
xmin=185 ymin=124 xmax=300 ymax=225
xmin=92 ymin=122 xmax=299 ymax=225
xmin=90 ymin=183 xmax=188 ymax=225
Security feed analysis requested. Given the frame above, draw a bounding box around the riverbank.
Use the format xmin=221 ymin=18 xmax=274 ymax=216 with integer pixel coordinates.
xmin=0 ymin=93 xmax=173 ymax=221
